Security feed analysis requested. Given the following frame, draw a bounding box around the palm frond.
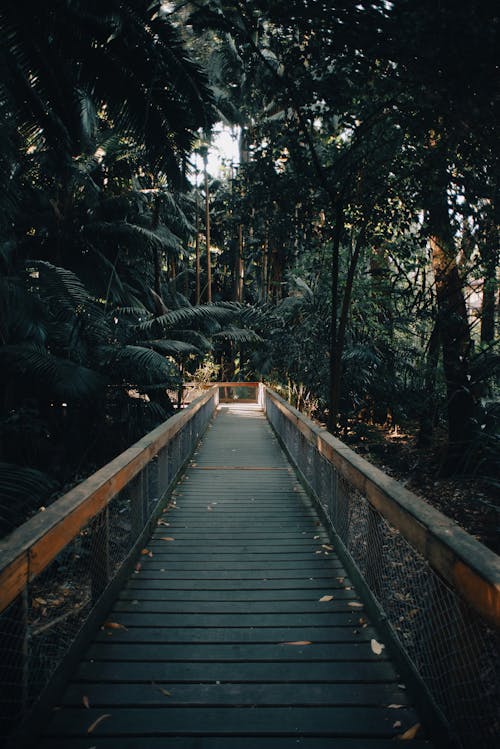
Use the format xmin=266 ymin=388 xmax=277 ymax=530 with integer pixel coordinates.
xmin=28 ymin=260 xmax=111 ymax=344
xmin=140 ymin=339 xmax=202 ymax=356
xmin=167 ymin=330 xmax=212 ymax=350
xmin=84 ymin=221 xmax=182 ymax=254
xmin=0 ymin=344 xmax=105 ymax=401
xmin=212 ymin=328 xmax=263 ymax=344
xmin=96 ymin=344 xmax=179 ymax=387
xmin=134 ymin=303 xmax=235 ymax=335
xmin=0 ymin=462 xmax=58 ymax=536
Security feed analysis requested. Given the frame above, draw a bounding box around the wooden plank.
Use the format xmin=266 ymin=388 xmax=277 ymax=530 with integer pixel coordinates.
xmin=119 ymin=587 xmax=353 ymax=600
xmin=76 ymin=660 xmax=399 ymax=683
xmin=85 ymin=642 xmax=385 ymax=662
xmin=59 ymin=681 xmax=412 ymax=706
xmin=43 ymin=705 xmax=419 ymax=737
xmin=94 ymin=626 xmax=374 ymax=644
xmin=136 ymin=560 xmax=342 ymax=570
xmin=147 ymin=541 xmax=331 ymax=548
xmin=38 ymin=738 xmax=432 ymax=749
xmin=116 ymin=590 xmax=356 ymax=602
xmin=123 ymin=578 xmax=346 ymax=590
xmin=92 ymin=612 xmax=362 ymax=628
xmin=135 ymin=565 xmax=343 ymax=575
xmin=137 ymin=554 xmax=339 ymax=562
xmin=111 ymin=600 xmax=363 ymax=614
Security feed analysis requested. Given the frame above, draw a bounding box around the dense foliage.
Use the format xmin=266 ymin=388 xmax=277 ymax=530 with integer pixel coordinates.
xmin=178 ymin=0 xmax=499 ymax=476
xmin=1 ymin=0 xmax=498 ymax=534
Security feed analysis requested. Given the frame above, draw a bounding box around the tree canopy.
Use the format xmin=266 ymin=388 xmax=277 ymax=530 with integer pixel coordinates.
xmin=0 ymin=0 xmax=498 ymax=534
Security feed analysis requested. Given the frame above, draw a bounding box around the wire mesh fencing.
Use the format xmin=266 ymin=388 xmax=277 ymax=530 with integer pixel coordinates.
xmin=0 ymin=391 xmax=217 ymax=747
xmin=266 ymin=391 xmax=500 ymax=749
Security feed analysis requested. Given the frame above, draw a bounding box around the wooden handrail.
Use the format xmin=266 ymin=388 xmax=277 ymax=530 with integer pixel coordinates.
xmin=0 ymin=387 xmax=218 ymax=614
xmin=184 ymin=381 xmax=261 ymax=388
xmin=265 ymin=387 xmax=500 ymax=629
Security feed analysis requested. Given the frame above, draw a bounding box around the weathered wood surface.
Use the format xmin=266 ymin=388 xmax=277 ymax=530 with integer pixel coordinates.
xmin=39 ymin=405 xmax=431 ymax=748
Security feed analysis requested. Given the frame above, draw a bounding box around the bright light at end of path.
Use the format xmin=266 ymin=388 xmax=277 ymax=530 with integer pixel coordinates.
xmin=192 ymin=125 xmax=240 ymax=184
xmin=208 ymin=126 xmax=240 ymax=176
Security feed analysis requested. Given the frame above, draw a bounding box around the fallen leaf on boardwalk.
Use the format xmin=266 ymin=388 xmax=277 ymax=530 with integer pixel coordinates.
xmin=396 ymin=722 xmax=421 ymax=740
xmin=148 ymin=551 xmax=154 ymax=557
xmin=319 ymin=595 xmax=334 ymax=602
xmin=313 ymin=535 xmax=320 ymax=540
xmin=358 ymin=617 xmax=367 ymax=626
xmin=348 ymin=602 xmax=363 ymax=608
xmin=336 ymin=577 xmax=345 ymax=584
xmin=207 ymin=506 xmax=213 ymax=511
xmin=160 ymin=537 xmax=175 ymax=542
xmin=322 ymin=544 xmax=333 ymax=551
xmin=393 ymin=720 xmax=402 ymax=729
xmin=103 ymin=621 xmax=127 ymax=631
xmin=315 ymin=550 xmax=323 ymax=555
xmin=279 ymin=641 xmax=312 ymax=646
xmin=140 ymin=548 xmax=150 ymax=555
xmin=388 ymin=704 xmax=403 ymax=709
xmin=157 ymin=687 xmax=172 ymax=697
xmin=82 ymin=696 xmax=90 ymax=709
xmin=371 ymin=638 xmax=385 ymax=655
xmin=157 ymin=520 xmax=170 ymax=527
xmin=135 ymin=562 xmax=142 ymax=572
xmin=87 ymin=714 xmax=111 ymax=734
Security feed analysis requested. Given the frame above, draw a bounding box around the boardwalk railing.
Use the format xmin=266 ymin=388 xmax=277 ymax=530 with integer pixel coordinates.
xmin=265 ymin=388 xmax=500 ymax=749
xmin=1 ymin=382 xmax=499 ymax=748
xmin=182 ymin=381 xmax=263 ymax=405
xmin=0 ymin=387 xmax=219 ymax=747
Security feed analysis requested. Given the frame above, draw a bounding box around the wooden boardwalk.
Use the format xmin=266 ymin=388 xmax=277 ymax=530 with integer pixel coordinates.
xmin=39 ymin=405 xmax=432 ymax=748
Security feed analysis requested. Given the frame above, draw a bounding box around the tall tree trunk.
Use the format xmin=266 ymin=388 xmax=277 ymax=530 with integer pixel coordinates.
xmin=152 ymin=193 xmax=164 ymax=314
xmin=328 ymin=204 xmax=344 ymax=432
xmin=234 ymin=223 xmax=244 ymax=302
xmin=329 ymin=222 xmax=367 ymax=432
xmin=203 ymin=154 xmax=212 ymax=303
xmin=261 ymin=220 xmax=269 ymax=303
xmin=480 ymin=214 xmax=498 ymax=344
xmin=426 ymin=157 xmax=476 ymax=472
xmin=195 ymin=189 xmax=201 ymax=305
xmin=418 ymin=318 xmax=441 ymax=448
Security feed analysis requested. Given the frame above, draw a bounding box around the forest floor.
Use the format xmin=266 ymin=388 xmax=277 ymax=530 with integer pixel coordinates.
xmin=345 ymin=422 xmax=499 ymax=555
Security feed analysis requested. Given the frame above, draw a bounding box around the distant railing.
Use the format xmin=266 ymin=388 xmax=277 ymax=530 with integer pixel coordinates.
xmin=0 ymin=387 xmax=219 ymax=748
xmin=264 ymin=388 xmax=500 ymax=749
xmin=183 ymin=381 xmax=263 ymax=405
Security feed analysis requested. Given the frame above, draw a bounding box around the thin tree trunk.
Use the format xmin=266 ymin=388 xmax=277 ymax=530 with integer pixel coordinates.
xmin=261 ymin=221 xmax=269 ymax=302
xmin=418 ymin=318 xmax=441 ymax=448
xmin=426 ymin=160 xmax=476 ymax=472
xmin=152 ymin=194 xmax=164 ymax=313
xmin=195 ymin=190 xmax=201 ymax=305
xmin=235 ymin=223 xmax=244 ymax=302
xmin=328 ymin=204 xmax=344 ymax=432
xmin=430 ymin=232 xmax=475 ymax=471
xmin=204 ymin=155 xmax=212 ymax=303
xmin=480 ymin=215 xmax=498 ymax=343
xmin=329 ymin=223 xmax=367 ymax=432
